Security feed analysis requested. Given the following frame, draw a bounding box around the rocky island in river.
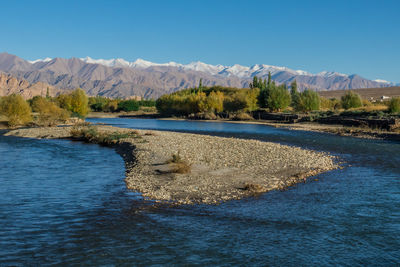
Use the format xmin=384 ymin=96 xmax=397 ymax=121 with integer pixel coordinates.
xmin=5 ymin=125 xmax=338 ymax=204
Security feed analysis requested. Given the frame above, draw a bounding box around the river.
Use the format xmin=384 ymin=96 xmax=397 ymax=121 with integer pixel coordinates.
xmin=0 ymin=118 xmax=399 ymax=265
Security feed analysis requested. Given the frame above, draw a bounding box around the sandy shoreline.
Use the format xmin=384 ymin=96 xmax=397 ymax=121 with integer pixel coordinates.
xmin=4 ymin=125 xmax=339 ymax=204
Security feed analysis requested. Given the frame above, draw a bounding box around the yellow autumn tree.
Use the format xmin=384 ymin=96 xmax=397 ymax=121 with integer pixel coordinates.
xmin=69 ymin=88 xmax=89 ymax=117
xmin=0 ymin=94 xmax=32 ymax=127
xmin=206 ymin=91 xmax=224 ymax=113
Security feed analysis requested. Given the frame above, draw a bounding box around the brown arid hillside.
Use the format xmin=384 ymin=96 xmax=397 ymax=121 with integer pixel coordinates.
xmin=0 ymin=72 xmax=67 ymax=99
xmin=319 ymin=86 xmax=400 ymax=100
xmin=0 ymin=52 xmax=393 ymax=99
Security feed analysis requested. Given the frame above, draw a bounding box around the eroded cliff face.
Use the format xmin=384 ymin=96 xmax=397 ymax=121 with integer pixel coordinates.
xmin=0 ymin=73 xmax=66 ymax=99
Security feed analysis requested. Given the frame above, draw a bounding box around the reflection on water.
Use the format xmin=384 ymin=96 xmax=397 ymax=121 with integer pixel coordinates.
xmin=1 ymin=119 xmax=399 ymax=265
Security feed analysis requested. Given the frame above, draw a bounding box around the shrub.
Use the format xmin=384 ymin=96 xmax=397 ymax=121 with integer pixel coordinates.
xmin=0 ymin=94 xmax=32 ymax=127
xmin=230 ymin=112 xmax=253 ymax=121
xmin=296 ymin=89 xmax=320 ymax=112
xmin=388 ymin=97 xmax=400 ymax=113
xmin=166 ymin=153 xmax=191 ymax=174
xmin=267 ymin=86 xmax=291 ymax=112
xmin=319 ymin=97 xmax=332 ymax=110
xmin=341 ymin=91 xmax=362 ymax=110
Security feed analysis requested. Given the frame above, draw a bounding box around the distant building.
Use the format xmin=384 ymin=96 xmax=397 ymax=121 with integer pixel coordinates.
xmin=124 ymin=95 xmax=142 ymax=101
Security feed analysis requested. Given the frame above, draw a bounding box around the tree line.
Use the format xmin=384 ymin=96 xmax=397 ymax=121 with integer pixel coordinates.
xmin=0 ymin=89 xmax=156 ymax=127
xmin=156 ymin=74 xmax=400 ymax=116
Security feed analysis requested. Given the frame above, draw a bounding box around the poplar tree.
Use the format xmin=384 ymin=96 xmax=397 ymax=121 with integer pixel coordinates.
xmin=290 ymin=80 xmax=300 ymax=108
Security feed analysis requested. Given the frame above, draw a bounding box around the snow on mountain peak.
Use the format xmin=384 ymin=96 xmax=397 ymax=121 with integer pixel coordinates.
xmin=30 ymin=56 xmax=392 ymax=84
xmin=29 ymin=57 xmax=52 ymax=64
xmin=317 ymin=71 xmax=348 ymax=78
xmin=374 ymin=79 xmax=391 ymax=84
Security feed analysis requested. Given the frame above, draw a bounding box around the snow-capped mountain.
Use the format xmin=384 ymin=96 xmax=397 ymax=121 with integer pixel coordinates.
xmin=77 ymin=57 xmax=394 ymax=86
xmin=77 ymin=56 xmax=342 ymax=80
xmin=0 ymin=52 xmax=395 ymax=99
xmin=29 ymin=56 xmax=392 ymax=87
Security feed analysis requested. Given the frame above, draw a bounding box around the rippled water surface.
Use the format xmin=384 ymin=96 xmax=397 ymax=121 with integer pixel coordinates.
xmin=1 ymin=119 xmax=399 ymax=266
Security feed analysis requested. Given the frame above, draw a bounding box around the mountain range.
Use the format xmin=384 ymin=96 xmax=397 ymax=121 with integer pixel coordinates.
xmin=0 ymin=52 xmax=395 ymax=99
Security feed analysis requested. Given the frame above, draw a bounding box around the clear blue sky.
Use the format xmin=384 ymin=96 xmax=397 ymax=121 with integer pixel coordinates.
xmin=0 ymin=0 xmax=399 ymax=82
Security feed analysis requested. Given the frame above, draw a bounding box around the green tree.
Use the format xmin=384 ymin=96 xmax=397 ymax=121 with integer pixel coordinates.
xmin=0 ymin=94 xmax=32 ymax=127
xmin=46 ymin=87 xmax=50 ymax=99
xmin=296 ymin=89 xmax=320 ymax=112
xmin=388 ymin=97 xmax=400 ymax=113
xmin=118 ymin=100 xmax=140 ymax=112
xmin=290 ymin=80 xmax=300 ymax=107
xmin=89 ymin=96 xmax=109 ymax=112
xmin=341 ymin=91 xmax=362 ymax=110
xmin=267 ymin=72 xmax=272 ymax=87
xmin=267 ymin=85 xmax=291 ymax=112
xmin=250 ymin=76 xmax=258 ymax=89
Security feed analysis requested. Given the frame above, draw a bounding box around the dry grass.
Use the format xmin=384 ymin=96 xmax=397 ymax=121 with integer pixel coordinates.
xmin=170 ymin=162 xmax=191 ymax=174
xmin=70 ymin=126 xmax=140 ymax=145
xmin=166 ymin=153 xmax=191 ymax=174
xmin=230 ymin=112 xmax=253 ymax=121
xmin=360 ymin=105 xmax=388 ymax=112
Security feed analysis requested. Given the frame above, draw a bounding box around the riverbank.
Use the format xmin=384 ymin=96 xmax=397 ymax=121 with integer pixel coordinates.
xmin=4 ymin=125 xmax=338 ymax=204
xmin=88 ymin=111 xmax=400 ymax=141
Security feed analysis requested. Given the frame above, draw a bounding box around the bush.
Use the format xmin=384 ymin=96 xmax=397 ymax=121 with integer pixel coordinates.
xmin=267 ymin=86 xmax=291 ymax=112
xmin=296 ymin=89 xmax=320 ymax=112
xmin=388 ymin=97 xmax=400 ymax=113
xmin=341 ymin=91 xmax=362 ymax=110
xmin=0 ymin=94 xmax=32 ymax=127
xmin=166 ymin=153 xmax=191 ymax=174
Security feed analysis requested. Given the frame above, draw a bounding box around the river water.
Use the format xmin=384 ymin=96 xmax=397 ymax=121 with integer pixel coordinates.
xmin=0 ymin=118 xmax=399 ymax=266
